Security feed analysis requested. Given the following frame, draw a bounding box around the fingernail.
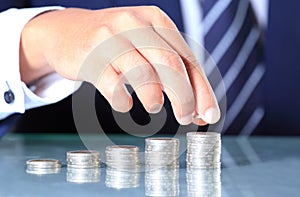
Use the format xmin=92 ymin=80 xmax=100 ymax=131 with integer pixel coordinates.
xmin=202 ymin=107 xmax=220 ymax=124
xmin=179 ymin=114 xmax=193 ymax=125
xmin=148 ymin=103 xmax=162 ymax=114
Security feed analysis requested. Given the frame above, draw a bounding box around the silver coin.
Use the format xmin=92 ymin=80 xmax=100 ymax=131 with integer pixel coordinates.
xmin=187 ymin=131 xmax=221 ymax=137
xmin=67 ymin=150 xmax=101 ymax=168
xmin=26 ymin=159 xmax=62 ymax=175
xmin=26 ymin=159 xmax=61 ymax=169
xmin=106 ymin=145 xmax=139 ymax=153
xmin=67 ymin=150 xmax=100 ymax=158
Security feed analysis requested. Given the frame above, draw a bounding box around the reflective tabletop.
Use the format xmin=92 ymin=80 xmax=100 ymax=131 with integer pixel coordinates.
xmin=0 ymin=133 xmax=299 ymax=197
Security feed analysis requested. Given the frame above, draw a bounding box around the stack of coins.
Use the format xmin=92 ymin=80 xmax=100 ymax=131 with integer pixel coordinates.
xmin=145 ymin=138 xmax=179 ymax=167
xmin=66 ymin=150 xmax=101 ymax=183
xmin=66 ymin=150 xmax=101 ymax=168
xmin=186 ymin=168 xmax=221 ymax=197
xmin=145 ymin=166 xmax=179 ymax=196
xmin=145 ymin=137 xmax=180 ymax=196
xmin=105 ymin=145 xmax=140 ymax=189
xmin=26 ymin=159 xmax=61 ymax=175
xmin=105 ymin=145 xmax=140 ymax=169
xmin=186 ymin=132 xmax=221 ymax=169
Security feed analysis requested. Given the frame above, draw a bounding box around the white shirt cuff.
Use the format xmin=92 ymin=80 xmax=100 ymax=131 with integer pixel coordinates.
xmin=0 ymin=6 xmax=80 ymax=120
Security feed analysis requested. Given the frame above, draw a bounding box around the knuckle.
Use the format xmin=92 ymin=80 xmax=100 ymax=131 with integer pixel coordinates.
xmin=81 ymin=24 xmax=113 ymax=53
xmin=96 ymin=78 xmax=115 ymax=102
xmin=115 ymin=10 xmax=137 ymax=23
xmin=147 ymin=6 xmax=164 ymax=18
xmin=94 ymin=24 xmax=113 ymax=38
xmin=129 ymin=66 xmax=154 ymax=85
xmin=146 ymin=6 xmax=171 ymax=26
xmin=162 ymin=51 xmax=184 ymax=71
xmin=97 ymin=83 xmax=113 ymax=101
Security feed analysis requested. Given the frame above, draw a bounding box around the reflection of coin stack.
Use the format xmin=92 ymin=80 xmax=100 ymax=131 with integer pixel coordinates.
xmin=145 ymin=138 xmax=180 ymax=196
xmin=67 ymin=167 xmax=101 ymax=183
xmin=66 ymin=150 xmax=101 ymax=183
xmin=145 ymin=167 xmax=179 ymax=196
xmin=26 ymin=159 xmax=61 ymax=175
xmin=186 ymin=168 xmax=221 ymax=197
xmin=186 ymin=132 xmax=221 ymax=169
xmin=105 ymin=145 xmax=140 ymax=189
xmin=105 ymin=167 xmax=140 ymax=189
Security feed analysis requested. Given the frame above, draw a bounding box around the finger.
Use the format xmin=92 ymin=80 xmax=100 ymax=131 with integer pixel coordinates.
xmin=123 ymin=28 xmax=195 ymax=125
xmin=96 ymin=65 xmax=133 ymax=112
xmin=113 ymin=47 xmax=164 ymax=114
xmin=142 ymin=8 xmax=221 ymax=124
xmin=141 ymin=48 xmax=195 ymax=125
xmin=87 ymin=10 xmax=164 ymax=113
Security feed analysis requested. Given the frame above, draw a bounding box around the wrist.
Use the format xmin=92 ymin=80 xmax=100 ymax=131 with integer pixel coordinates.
xmin=19 ymin=10 xmax=58 ymax=84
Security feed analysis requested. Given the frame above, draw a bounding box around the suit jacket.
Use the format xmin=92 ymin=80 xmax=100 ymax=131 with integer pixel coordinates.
xmin=1 ymin=0 xmax=300 ymax=135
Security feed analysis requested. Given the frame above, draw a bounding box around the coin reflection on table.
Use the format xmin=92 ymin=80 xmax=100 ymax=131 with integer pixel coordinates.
xmin=145 ymin=166 xmax=179 ymax=197
xmin=26 ymin=167 xmax=61 ymax=175
xmin=105 ymin=166 xmax=140 ymax=189
xmin=186 ymin=167 xmax=221 ymax=197
xmin=66 ymin=167 xmax=101 ymax=183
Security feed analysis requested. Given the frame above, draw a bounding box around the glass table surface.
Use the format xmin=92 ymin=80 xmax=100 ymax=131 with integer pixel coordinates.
xmin=0 ymin=133 xmax=299 ymax=197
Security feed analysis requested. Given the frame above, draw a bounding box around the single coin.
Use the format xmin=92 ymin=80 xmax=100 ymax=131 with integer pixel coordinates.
xmin=26 ymin=159 xmax=61 ymax=169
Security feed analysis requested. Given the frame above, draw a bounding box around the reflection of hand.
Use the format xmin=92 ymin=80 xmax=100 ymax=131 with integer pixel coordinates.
xmin=20 ymin=7 xmax=220 ymax=126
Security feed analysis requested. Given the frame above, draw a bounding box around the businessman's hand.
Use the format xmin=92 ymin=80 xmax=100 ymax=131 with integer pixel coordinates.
xmin=20 ymin=6 xmax=220 ymax=126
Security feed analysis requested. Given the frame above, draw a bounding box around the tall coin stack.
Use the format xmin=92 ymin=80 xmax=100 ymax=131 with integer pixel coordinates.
xmin=145 ymin=138 xmax=180 ymax=196
xmin=186 ymin=132 xmax=221 ymax=196
xmin=66 ymin=150 xmax=101 ymax=183
xmin=105 ymin=145 xmax=140 ymax=189
xmin=186 ymin=132 xmax=221 ymax=169
xmin=145 ymin=138 xmax=179 ymax=167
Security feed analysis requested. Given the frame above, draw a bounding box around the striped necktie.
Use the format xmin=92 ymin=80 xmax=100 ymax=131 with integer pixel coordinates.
xmin=200 ymin=0 xmax=265 ymax=135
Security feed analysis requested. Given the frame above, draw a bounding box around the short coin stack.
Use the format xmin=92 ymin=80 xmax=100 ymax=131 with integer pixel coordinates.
xmin=145 ymin=138 xmax=180 ymax=196
xmin=66 ymin=150 xmax=101 ymax=168
xmin=105 ymin=145 xmax=140 ymax=189
xmin=186 ymin=132 xmax=221 ymax=169
xmin=26 ymin=159 xmax=61 ymax=175
xmin=66 ymin=150 xmax=101 ymax=183
xmin=105 ymin=145 xmax=140 ymax=169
